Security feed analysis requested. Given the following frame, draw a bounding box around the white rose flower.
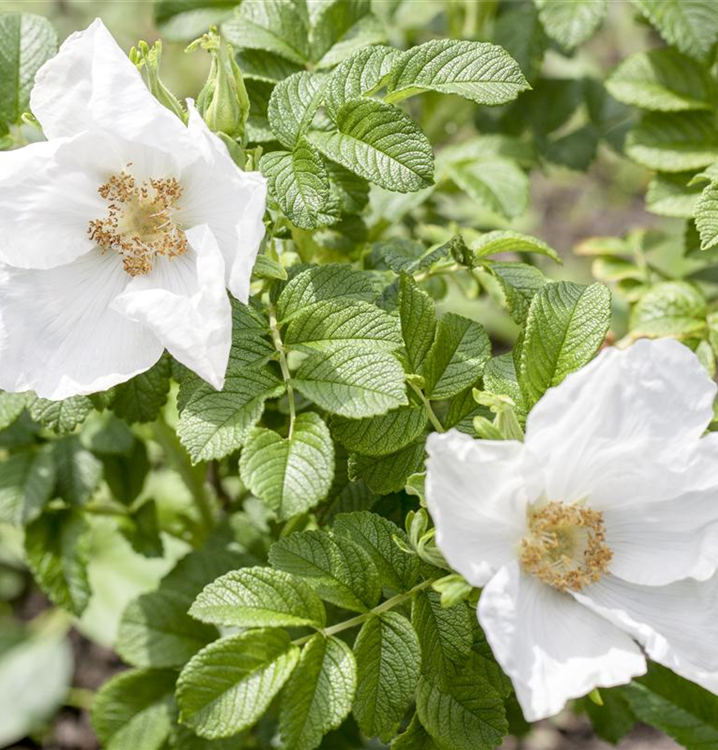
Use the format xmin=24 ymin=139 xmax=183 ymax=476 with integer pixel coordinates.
xmin=0 ymin=19 xmax=267 ymax=400
xmin=426 ymin=338 xmax=718 ymax=721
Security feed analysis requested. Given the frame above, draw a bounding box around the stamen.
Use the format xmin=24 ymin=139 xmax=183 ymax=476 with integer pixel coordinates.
xmin=88 ymin=166 xmax=188 ymax=276
xmin=519 ymin=500 xmax=612 ymax=592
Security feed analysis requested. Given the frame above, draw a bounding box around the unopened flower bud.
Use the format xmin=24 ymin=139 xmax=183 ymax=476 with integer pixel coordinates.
xmin=131 ymin=40 xmax=186 ymax=122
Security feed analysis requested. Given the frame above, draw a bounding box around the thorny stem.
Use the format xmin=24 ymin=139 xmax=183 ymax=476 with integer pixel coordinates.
xmin=408 ymin=380 xmax=445 ymax=433
xmin=292 ymin=578 xmax=435 ymax=646
xmin=268 ymin=303 xmax=296 ymax=438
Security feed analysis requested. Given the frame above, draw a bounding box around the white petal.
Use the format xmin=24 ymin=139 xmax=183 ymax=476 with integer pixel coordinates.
xmin=0 ymin=131 xmax=125 ymax=269
xmin=178 ymin=103 xmax=267 ymax=301
xmin=30 ymin=18 xmax=191 ymax=150
xmin=112 ymin=225 xmax=231 ymax=390
xmin=575 ymin=574 xmax=718 ymax=685
xmin=479 ymin=564 xmax=646 ymax=721
xmin=0 ymin=253 xmax=162 ymax=400
xmin=524 ymin=339 xmax=716 ymax=507
xmin=425 ymin=431 xmax=542 ymax=587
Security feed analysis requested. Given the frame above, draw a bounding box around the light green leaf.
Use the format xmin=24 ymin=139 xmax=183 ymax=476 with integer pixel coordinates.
xmin=632 ymin=0 xmax=718 ymax=61
xmin=261 ymin=143 xmax=332 ymax=229
xmin=393 ymin=714 xmax=442 ymax=750
xmin=326 ymin=45 xmax=399 ymax=120
xmin=385 ymin=39 xmax=528 ymax=106
xmin=348 ymin=440 xmax=426 ymax=495
xmin=519 ymin=281 xmax=611 ymax=407
xmin=310 ymin=0 xmax=375 ymax=63
xmin=308 ymin=99 xmax=434 ymax=193
xmin=416 ymin=670 xmax=507 ymax=750
xmin=52 ymin=435 xmax=102 ymax=506
xmin=279 ymin=635 xmax=357 ymax=750
xmin=606 ymin=48 xmax=717 ymax=112
xmin=285 ymin=298 xmax=402 ymax=353
xmin=423 ymin=314 xmax=491 ymax=400
xmin=190 ymin=566 xmax=326 ymax=629
xmin=331 ymin=404 xmax=426 ymax=457
xmin=646 ymin=172 xmax=703 ymax=218
xmin=292 ymin=346 xmax=408 ymax=418
xmin=92 ymin=668 xmax=176 ymax=750
xmin=399 ymin=274 xmax=437 ymax=374
xmin=222 ymin=0 xmax=310 ymax=65
xmin=353 ymin=612 xmax=421 ymax=738
xmin=629 ymin=281 xmax=707 ymax=338
xmin=268 ymin=72 xmax=327 ymax=148
xmin=269 ymin=529 xmax=381 ymax=611
xmin=237 ymin=48 xmax=303 ymax=83
xmin=0 ymin=448 xmax=55 ymax=526
xmin=488 ymin=262 xmax=548 ymax=325
xmin=109 ymin=356 xmax=171 ymax=424
xmin=625 ymin=112 xmax=718 ymax=173
xmin=24 ymin=509 xmax=90 ymax=616
xmin=0 ymin=391 xmax=29 ymax=432
xmin=534 ymin=0 xmax=607 ymax=51
xmin=177 ymin=629 xmax=300 ymax=739
xmin=471 ymin=230 xmax=560 ymax=263
xmin=28 ymin=395 xmax=93 ymax=435
xmin=695 ymin=183 xmax=718 ymax=250
xmin=0 ymin=13 xmax=57 ymax=126
xmin=252 ymin=254 xmax=288 ymax=282
xmin=240 ymin=413 xmax=335 ymax=519
xmin=446 ymin=158 xmax=529 ymax=219
xmin=277 ymin=264 xmax=376 ymax=322
xmin=334 ymin=511 xmax=420 ymax=591
xmin=155 ymin=2 xmax=236 ymax=42
xmin=178 ymin=368 xmax=285 ymax=463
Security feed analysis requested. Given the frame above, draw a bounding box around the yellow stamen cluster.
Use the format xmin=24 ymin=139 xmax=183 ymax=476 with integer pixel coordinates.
xmin=88 ymin=167 xmax=188 ymax=276
xmin=520 ymin=500 xmax=612 ymax=592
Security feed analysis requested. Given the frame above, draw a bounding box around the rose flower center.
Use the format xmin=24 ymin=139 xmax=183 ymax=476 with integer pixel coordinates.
xmin=88 ymin=167 xmax=188 ymax=276
xmin=519 ymin=500 xmax=612 ymax=592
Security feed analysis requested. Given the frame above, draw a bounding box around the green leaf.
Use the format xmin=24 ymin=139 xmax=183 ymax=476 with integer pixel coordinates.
xmin=122 ymin=500 xmax=163 ymax=558
xmin=269 ymin=529 xmax=381 ymax=612
xmin=92 ymin=668 xmax=176 ymax=750
xmin=583 ymin=689 xmax=636 ymax=745
xmin=412 ymin=592 xmax=473 ymax=682
xmin=238 ymin=48 xmax=303 ymax=84
xmin=535 ymin=0 xmax=607 ymax=51
xmin=102 ymin=440 xmax=149 ymax=507
xmin=0 ymin=448 xmax=55 ymax=525
xmin=393 ymin=714 xmax=442 ymax=750
xmin=621 ymin=663 xmax=718 ymax=750
xmin=353 ymin=612 xmax=421 ymax=738
xmin=416 ymin=669 xmax=507 ymax=750
xmin=625 ymin=112 xmax=718 ymax=172
xmin=109 ymin=356 xmax=171 ymax=424
xmin=269 ymin=72 xmax=327 ymax=149
xmin=314 ymin=12 xmax=386 ymax=70
xmin=348 ymin=440 xmax=426 ymax=495
xmin=292 ymin=347 xmax=408 ymax=419
xmin=483 ymin=354 xmax=527 ymax=416
xmin=695 ymin=183 xmax=718 ymax=250
xmin=629 ymin=281 xmax=707 ymax=338
xmin=0 ymin=391 xmax=28 ymax=432
xmin=24 ymin=509 xmax=90 ymax=616
xmin=646 ymin=172 xmax=703 ymax=218
xmin=277 ymin=264 xmax=376 ymax=322
xmin=279 ymin=635 xmax=357 ymax=750
xmin=519 ymin=281 xmax=611 ymax=407
xmin=488 ymin=262 xmax=548 ymax=324
xmin=423 ymin=314 xmax=491 ymax=400
xmin=469 ymin=230 xmax=560 ymax=263
xmin=285 ymin=298 xmax=402 ymax=353
xmin=494 ymin=2 xmax=547 ymax=84
xmin=385 ymin=39 xmax=529 ymax=106
xmin=326 ymin=159 xmax=370 ymax=214
xmin=325 ymin=45 xmax=399 ymax=120
xmin=632 ymin=0 xmax=718 ymax=61
xmin=52 ymin=435 xmax=102 ymax=506
xmin=446 ymin=158 xmax=529 ymax=219
xmin=0 ymin=13 xmax=57 ymax=126
xmin=399 ymin=274 xmax=437 ymax=374
xmin=176 ymin=629 xmax=300 ymax=739
xmin=308 ymin=99 xmax=434 ymax=193
xmin=178 ymin=367 xmax=285 ymax=463
xmin=28 ymin=395 xmax=93 ymax=435
xmin=222 ymin=0 xmax=310 ymax=65
xmin=190 ymin=566 xmax=326 ymax=629
xmin=240 ymin=413 xmax=334 ymax=519
xmin=334 ymin=511 xmax=420 ymax=591
xmin=331 ymin=404 xmax=427 ymax=457
xmin=606 ymin=48 xmax=718 ymax=112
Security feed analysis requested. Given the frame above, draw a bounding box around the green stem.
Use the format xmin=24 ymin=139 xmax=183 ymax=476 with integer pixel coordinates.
xmin=65 ymin=687 xmax=95 ymax=711
xmin=268 ymin=303 xmax=296 ymax=438
xmin=293 ymin=579 xmax=435 ymax=646
xmin=409 ymin=381 xmax=445 ymax=433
